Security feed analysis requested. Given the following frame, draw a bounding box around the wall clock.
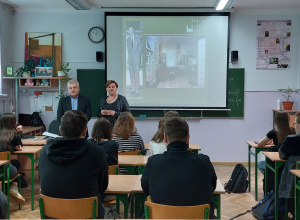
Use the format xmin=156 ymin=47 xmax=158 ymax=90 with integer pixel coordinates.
xmin=88 ymin=27 xmax=105 ymax=43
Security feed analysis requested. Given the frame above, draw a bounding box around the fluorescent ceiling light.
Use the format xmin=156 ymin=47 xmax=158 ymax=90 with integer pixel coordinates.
xmin=215 ymin=0 xmax=236 ymax=10
xmin=216 ymin=0 xmax=229 ymax=10
xmin=65 ymin=0 xmax=91 ymax=10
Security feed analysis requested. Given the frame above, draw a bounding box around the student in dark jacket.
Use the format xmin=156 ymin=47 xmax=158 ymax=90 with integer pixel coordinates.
xmin=89 ymin=117 xmax=119 ymax=166
xmin=141 ymin=117 xmax=217 ymax=217
xmin=39 ymin=110 xmax=108 ymax=219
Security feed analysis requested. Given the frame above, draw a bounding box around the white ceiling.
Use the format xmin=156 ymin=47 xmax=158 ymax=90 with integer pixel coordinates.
xmin=2 ymin=0 xmax=300 ymax=12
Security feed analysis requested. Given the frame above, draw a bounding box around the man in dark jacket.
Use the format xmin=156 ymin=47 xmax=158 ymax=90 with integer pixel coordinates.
xmin=39 ymin=110 xmax=108 ymax=218
xmin=141 ymin=117 xmax=217 ymax=216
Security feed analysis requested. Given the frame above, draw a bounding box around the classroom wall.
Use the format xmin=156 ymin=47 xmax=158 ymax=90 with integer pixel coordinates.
xmin=5 ymin=9 xmax=300 ymax=162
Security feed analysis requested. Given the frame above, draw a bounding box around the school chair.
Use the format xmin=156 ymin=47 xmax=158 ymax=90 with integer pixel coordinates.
xmin=38 ymin=194 xmax=98 ymax=219
xmin=0 ymin=152 xmax=22 ymax=219
xmin=118 ymin=150 xmax=141 ymax=155
xmin=103 ymin=165 xmax=119 ymax=217
xmin=144 ymin=201 xmax=210 ymax=219
xmin=48 ymin=119 xmax=61 ymax=136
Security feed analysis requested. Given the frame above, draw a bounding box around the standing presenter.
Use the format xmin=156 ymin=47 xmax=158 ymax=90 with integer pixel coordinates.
xmin=97 ymin=80 xmax=130 ymax=128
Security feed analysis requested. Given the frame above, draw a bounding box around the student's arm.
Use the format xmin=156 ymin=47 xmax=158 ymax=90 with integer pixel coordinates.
xmin=141 ymin=163 xmax=150 ymax=195
xmin=278 ymin=137 xmax=290 ymax=160
xmin=98 ymin=150 xmax=109 ymax=194
xmin=257 ymin=136 xmax=272 ymax=147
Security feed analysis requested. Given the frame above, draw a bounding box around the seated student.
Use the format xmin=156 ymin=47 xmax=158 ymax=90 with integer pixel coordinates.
xmin=39 ymin=110 xmax=108 ymax=218
xmin=89 ymin=118 xmax=119 ymax=166
xmin=141 ymin=117 xmax=217 ymax=217
xmin=278 ymin=112 xmax=300 ymax=218
xmin=149 ymin=118 xmax=167 ymax=155
xmin=112 ymin=112 xmax=145 ymax=153
xmin=164 ymin=110 xmax=180 ymax=118
xmin=257 ymin=110 xmax=295 ymax=174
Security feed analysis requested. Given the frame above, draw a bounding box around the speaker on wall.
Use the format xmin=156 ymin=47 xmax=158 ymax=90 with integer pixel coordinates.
xmin=231 ymin=51 xmax=238 ymax=62
xmin=96 ymin=51 xmax=104 ymax=62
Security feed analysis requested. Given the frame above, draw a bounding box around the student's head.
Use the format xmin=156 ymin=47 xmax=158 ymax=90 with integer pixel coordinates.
xmin=105 ymin=80 xmax=118 ymax=96
xmin=151 ymin=118 xmax=166 ymax=143
xmin=294 ymin=112 xmax=300 ymax=133
xmin=0 ymin=113 xmax=16 ymax=130
xmin=113 ymin=112 xmax=136 ymax=139
xmin=164 ymin=117 xmax=189 ymax=144
xmin=91 ymin=118 xmax=113 ymax=142
xmin=164 ymin=110 xmax=180 ymax=118
xmin=67 ymin=79 xmax=80 ymax=98
xmin=59 ymin=110 xmax=87 ymax=138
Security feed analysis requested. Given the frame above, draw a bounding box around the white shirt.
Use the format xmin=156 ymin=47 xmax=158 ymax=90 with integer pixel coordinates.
xmin=149 ymin=141 xmax=167 ymax=155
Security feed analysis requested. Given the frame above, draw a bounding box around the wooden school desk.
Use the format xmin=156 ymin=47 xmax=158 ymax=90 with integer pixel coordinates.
xmin=144 ymin=143 xmax=201 ymax=153
xmin=105 ymin=175 xmax=139 ymax=219
xmin=290 ymin=169 xmax=300 ymax=220
xmin=263 ymin=152 xmax=286 ymax=220
xmin=132 ymin=175 xmax=225 ymax=219
xmin=22 ymin=126 xmax=43 ymax=136
xmin=22 ymin=136 xmax=47 ymax=145
xmin=12 ymin=145 xmax=43 ymax=211
xmin=247 ymin=141 xmax=273 ymax=200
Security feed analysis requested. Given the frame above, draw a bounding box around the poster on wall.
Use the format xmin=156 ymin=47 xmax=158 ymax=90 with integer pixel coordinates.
xmin=256 ymin=20 xmax=291 ymax=69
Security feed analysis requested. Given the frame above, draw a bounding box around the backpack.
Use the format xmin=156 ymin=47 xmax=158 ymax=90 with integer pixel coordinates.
xmin=30 ymin=112 xmax=46 ymax=132
xmin=252 ymin=190 xmax=285 ymax=220
xmin=224 ymin=163 xmax=248 ymax=193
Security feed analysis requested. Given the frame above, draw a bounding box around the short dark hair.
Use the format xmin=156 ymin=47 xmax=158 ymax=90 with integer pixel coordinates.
xmin=164 ymin=117 xmax=189 ymax=143
xmin=164 ymin=110 xmax=180 ymax=118
xmin=105 ymin=80 xmax=118 ymax=89
xmin=91 ymin=118 xmax=112 ymax=142
xmin=60 ymin=110 xmax=87 ymax=138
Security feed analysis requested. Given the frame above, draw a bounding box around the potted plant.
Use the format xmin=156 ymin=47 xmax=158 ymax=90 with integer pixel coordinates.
xmin=58 ymin=62 xmax=71 ymax=78
xmin=278 ymin=87 xmax=300 ymax=110
xmin=14 ymin=66 xmax=30 ymax=78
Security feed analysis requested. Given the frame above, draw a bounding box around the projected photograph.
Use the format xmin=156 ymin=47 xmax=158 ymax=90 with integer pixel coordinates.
xmin=126 ymin=21 xmax=143 ymax=99
xmin=145 ymin=36 xmax=205 ymax=89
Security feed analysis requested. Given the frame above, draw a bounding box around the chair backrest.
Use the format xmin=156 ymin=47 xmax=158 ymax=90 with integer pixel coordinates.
xmin=39 ymin=194 xmax=98 ymax=219
xmin=144 ymin=201 xmax=210 ymax=219
xmin=0 ymin=152 xmax=11 ymax=162
xmin=48 ymin=119 xmax=61 ymax=136
xmin=108 ymin=165 xmax=119 ymax=175
xmin=118 ymin=150 xmax=141 ymax=155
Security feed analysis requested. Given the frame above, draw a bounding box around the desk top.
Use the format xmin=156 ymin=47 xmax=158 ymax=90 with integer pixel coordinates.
xmin=118 ymin=155 xmax=142 ymax=166
xmin=105 ymin=175 xmax=139 ymax=194
xmin=22 ymin=136 xmax=47 ymax=145
xmin=290 ymin=169 xmax=300 ymax=178
xmin=246 ymin=141 xmax=273 ymax=149
xmin=262 ymin=152 xmax=286 ymax=162
xmin=22 ymin=126 xmax=43 ymax=134
xmin=144 ymin=143 xmax=201 ymax=151
xmin=0 ymin=160 xmax=9 ymax=166
xmin=12 ymin=145 xmax=43 ymax=154
xmin=131 ymin=175 xmax=225 ymax=195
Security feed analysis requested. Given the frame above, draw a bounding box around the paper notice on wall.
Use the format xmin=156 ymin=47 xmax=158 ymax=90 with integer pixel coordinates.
xmin=30 ymin=95 xmax=44 ymax=114
xmin=52 ymin=97 xmax=59 ymax=118
xmin=41 ymin=92 xmax=53 ymax=107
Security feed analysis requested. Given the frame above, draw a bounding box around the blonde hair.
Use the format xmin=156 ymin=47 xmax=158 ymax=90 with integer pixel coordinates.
xmin=113 ymin=112 xmax=136 ymax=139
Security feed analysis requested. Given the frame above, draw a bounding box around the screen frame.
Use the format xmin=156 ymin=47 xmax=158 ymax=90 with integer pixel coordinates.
xmin=105 ymin=11 xmax=230 ymax=110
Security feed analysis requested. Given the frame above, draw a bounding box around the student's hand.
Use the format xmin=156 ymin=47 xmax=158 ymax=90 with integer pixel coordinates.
xmin=16 ymin=125 xmax=23 ymax=132
xmin=15 ymin=145 xmax=23 ymax=151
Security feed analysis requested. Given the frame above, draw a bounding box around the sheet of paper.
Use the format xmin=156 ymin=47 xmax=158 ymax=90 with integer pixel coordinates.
xmin=30 ymin=95 xmax=43 ymax=114
xmin=41 ymin=92 xmax=53 ymax=107
xmin=53 ymin=97 xmax=59 ymax=118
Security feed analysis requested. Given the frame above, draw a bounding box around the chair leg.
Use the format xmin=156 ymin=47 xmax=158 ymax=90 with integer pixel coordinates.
xmin=6 ymin=166 xmax=10 ymax=219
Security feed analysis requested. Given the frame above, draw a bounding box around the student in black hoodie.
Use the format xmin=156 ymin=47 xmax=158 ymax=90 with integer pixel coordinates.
xmin=39 ymin=110 xmax=108 ymax=218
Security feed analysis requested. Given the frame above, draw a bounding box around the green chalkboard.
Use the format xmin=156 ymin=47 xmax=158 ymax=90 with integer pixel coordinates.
xmin=77 ymin=68 xmax=244 ymax=118
xmin=77 ymin=69 xmax=106 ymax=117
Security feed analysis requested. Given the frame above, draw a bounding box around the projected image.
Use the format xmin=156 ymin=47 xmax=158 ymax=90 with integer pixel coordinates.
xmin=145 ymin=36 xmax=205 ymax=89
xmin=126 ymin=21 xmax=143 ymax=99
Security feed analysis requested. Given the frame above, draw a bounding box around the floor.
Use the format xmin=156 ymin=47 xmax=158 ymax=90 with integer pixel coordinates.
xmin=9 ymin=163 xmax=263 ymax=219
